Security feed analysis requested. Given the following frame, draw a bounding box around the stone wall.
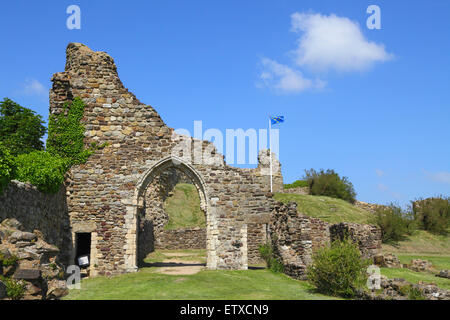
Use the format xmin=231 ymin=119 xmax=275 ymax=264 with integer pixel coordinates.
xmin=247 ymin=223 xmax=268 ymax=264
xmin=0 ymin=181 xmax=71 ymax=264
xmin=282 ymin=187 xmax=309 ymax=195
xmin=154 ymin=228 xmax=206 ymax=250
xmin=269 ymin=201 xmax=381 ymax=280
xmin=329 ymin=222 xmax=382 ymax=260
xmin=50 ymin=43 xmax=278 ymax=275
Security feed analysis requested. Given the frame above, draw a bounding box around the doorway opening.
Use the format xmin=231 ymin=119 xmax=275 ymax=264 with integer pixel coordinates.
xmin=75 ymin=232 xmax=91 ymax=268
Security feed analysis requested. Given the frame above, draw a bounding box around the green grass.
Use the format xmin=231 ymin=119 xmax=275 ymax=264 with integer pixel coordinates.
xmin=394 ymin=254 xmax=450 ymax=270
xmin=164 ymin=183 xmax=206 ymax=230
xmin=64 ymin=269 xmax=336 ymax=300
xmin=382 ymin=230 xmax=450 ymax=255
xmin=381 ymin=268 xmax=450 ymax=290
xmin=273 ymin=193 xmax=373 ymax=224
xmin=144 ymin=249 xmax=207 ymax=264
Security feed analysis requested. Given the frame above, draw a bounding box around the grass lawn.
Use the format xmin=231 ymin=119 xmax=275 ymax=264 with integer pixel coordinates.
xmin=273 ymin=193 xmax=373 ymax=224
xmin=381 ymin=267 xmax=450 ymax=290
xmin=382 ymin=230 xmax=450 ymax=255
xmin=64 ymin=268 xmax=337 ymax=300
xmin=164 ymin=183 xmax=205 ymax=230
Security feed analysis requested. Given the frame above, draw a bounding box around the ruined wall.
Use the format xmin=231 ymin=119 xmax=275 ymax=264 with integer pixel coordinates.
xmin=155 ymin=228 xmax=206 ymax=250
xmin=269 ymin=201 xmax=381 ymax=280
xmin=0 ymin=181 xmax=71 ymax=264
xmin=50 ymin=43 xmax=276 ymax=275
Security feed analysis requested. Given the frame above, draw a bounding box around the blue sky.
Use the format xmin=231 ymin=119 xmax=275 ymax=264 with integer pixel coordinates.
xmin=1 ymin=0 xmax=449 ymax=206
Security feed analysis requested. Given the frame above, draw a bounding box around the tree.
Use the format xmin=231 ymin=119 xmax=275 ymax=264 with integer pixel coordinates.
xmin=0 ymin=98 xmax=47 ymax=156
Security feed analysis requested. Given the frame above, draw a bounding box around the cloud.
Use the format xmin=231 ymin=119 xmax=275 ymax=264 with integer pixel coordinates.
xmin=425 ymin=171 xmax=450 ymax=184
xmin=377 ymin=183 xmax=388 ymax=192
xmin=20 ymin=78 xmax=47 ymax=97
xmin=290 ymin=12 xmax=393 ymax=72
xmin=375 ymin=169 xmax=385 ymax=177
xmin=258 ymin=58 xmax=325 ymax=94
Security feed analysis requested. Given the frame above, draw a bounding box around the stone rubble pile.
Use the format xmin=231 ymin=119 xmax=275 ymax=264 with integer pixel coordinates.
xmin=0 ymin=218 xmax=69 ymax=300
xmin=373 ymin=253 xmax=402 ymax=268
xmin=437 ymin=270 xmax=450 ymax=279
xmin=408 ymin=259 xmax=434 ymax=273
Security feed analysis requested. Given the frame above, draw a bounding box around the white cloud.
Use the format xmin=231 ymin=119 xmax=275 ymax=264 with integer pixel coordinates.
xmin=290 ymin=12 xmax=393 ymax=72
xmin=425 ymin=171 xmax=450 ymax=184
xmin=21 ymin=78 xmax=47 ymax=96
xmin=258 ymin=58 xmax=325 ymax=94
xmin=375 ymin=169 xmax=385 ymax=177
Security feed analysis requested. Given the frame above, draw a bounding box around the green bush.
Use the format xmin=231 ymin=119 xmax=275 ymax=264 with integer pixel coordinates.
xmin=15 ymin=151 xmax=67 ymax=194
xmin=413 ymin=197 xmax=450 ymax=235
xmin=373 ymin=204 xmax=414 ymax=243
xmin=0 ymin=143 xmax=16 ymax=194
xmin=284 ymin=180 xmax=309 ymax=189
xmin=46 ymin=97 xmax=93 ymax=166
xmin=303 ymin=169 xmax=356 ymax=204
xmin=0 ymin=276 xmax=26 ymax=300
xmin=0 ymin=253 xmax=18 ymax=267
xmin=0 ymin=98 xmax=46 ymax=156
xmin=307 ymin=238 xmax=370 ymax=298
xmin=258 ymin=243 xmax=284 ymax=273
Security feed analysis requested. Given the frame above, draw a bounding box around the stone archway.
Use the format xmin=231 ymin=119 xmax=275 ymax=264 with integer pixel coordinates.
xmin=128 ymin=156 xmax=217 ymax=271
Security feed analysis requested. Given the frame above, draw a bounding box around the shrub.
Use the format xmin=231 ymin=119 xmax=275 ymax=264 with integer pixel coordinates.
xmin=258 ymin=243 xmax=284 ymax=273
xmin=15 ymin=151 xmax=67 ymax=194
xmin=307 ymin=238 xmax=370 ymax=298
xmin=284 ymin=180 xmax=309 ymax=189
xmin=0 ymin=253 xmax=18 ymax=267
xmin=0 ymin=276 xmax=26 ymax=300
xmin=0 ymin=143 xmax=16 ymax=194
xmin=413 ymin=197 xmax=450 ymax=235
xmin=0 ymin=98 xmax=46 ymax=156
xmin=303 ymin=169 xmax=356 ymax=204
xmin=373 ymin=204 xmax=414 ymax=243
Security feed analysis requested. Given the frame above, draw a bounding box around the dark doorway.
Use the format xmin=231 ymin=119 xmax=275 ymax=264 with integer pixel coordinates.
xmin=75 ymin=233 xmax=91 ymax=267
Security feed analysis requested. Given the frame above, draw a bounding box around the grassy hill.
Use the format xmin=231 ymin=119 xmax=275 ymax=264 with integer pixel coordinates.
xmin=273 ymin=193 xmax=373 ymax=224
xmin=163 ymin=183 xmax=205 ymax=230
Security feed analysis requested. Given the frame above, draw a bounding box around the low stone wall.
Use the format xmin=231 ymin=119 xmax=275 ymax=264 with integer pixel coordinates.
xmin=269 ymin=202 xmax=382 ymax=280
xmin=354 ymin=201 xmax=383 ymax=213
xmin=282 ymin=187 xmax=309 ymax=195
xmin=0 ymin=181 xmax=71 ymax=264
xmin=155 ymin=227 xmax=206 ymax=250
xmin=329 ymin=222 xmax=382 ymax=260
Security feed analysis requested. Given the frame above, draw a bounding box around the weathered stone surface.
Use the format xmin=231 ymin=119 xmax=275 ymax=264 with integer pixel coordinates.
xmin=9 ymin=231 xmax=37 ymax=243
xmin=373 ymin=253 xmax=402 ymax=268
xmin=269 ymin=202 xmax=382 ymax=280
xmin=13 ymin=268 xmax=41 ymax=280
xmin=46 ymin=280 xmax=69 ymax=300
xmin=48 ymin=43 xmax=281 ymax=275
xmin=408 ymin=259 xmax=434 ymax=273
xmin=437 ymin=270 xmax=450 ymax=279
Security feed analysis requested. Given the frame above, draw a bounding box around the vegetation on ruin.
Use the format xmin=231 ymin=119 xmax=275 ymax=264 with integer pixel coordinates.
xmin=46 ymin=97 xmax=95 ymax=166
xmin=163 ymin=183 xmax=206 ymax=230
xmin=273 ymin=193 xmax=372 ymax=224
xmin=381 ymin=268 xmax=450 ymax=290
xmin=0 ymin=143 xmax=16 ymax=194
xmin=259 ymin=242 xmax=284 ymax=273
xmin=307 ymin=238 xmax=371 ymax=298
xmin=0 ymin=276 xmax=26 ymax=300
xmin=303 ymin=169 xmax=357 ymax=204
xmin=14 ymin=151 xmax=67 ymax=194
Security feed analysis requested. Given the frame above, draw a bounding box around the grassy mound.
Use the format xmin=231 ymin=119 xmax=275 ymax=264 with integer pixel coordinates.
xmin=164 ymin=183 xmax=206 ymax=230
xmin=382 ymin=230 xmax=450 ymax=255
xmin=273 ymin=193 xmax=372 ymax=224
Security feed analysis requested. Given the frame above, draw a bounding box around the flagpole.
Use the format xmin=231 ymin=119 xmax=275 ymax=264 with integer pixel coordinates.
xmin=269 ymin=116 xmax=273 ymax=193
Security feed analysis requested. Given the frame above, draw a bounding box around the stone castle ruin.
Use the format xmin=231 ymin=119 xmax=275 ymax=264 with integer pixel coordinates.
xmin=49 ymin=43 xmax=284 ymax=276
xmin=1 ymin=43 xmax=381 ymax=283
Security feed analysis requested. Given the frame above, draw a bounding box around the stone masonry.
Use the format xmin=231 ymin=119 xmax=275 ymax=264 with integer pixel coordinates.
xmin=269 ymin=202 xmax=381 ymax=280
xmin=50 ymin=43 xmax=282 ymax=276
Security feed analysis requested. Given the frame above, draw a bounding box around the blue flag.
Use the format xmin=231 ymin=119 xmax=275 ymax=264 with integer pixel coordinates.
xmin=270 ymin=115 xmax=284 ymax=125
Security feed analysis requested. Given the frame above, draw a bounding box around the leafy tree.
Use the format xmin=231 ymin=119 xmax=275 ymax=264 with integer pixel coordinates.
xmin=303 ymin=169 xmax=357 ymax=204
xmin=0 ymin=143 xmax=16 ymax=193
xmin=373 ymin=204 xmax=415 ymax=243
xmin=413 ymin=197 xmax=450 ymax=235
xmin=0 ymin=98 xmax=46 ymax=156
